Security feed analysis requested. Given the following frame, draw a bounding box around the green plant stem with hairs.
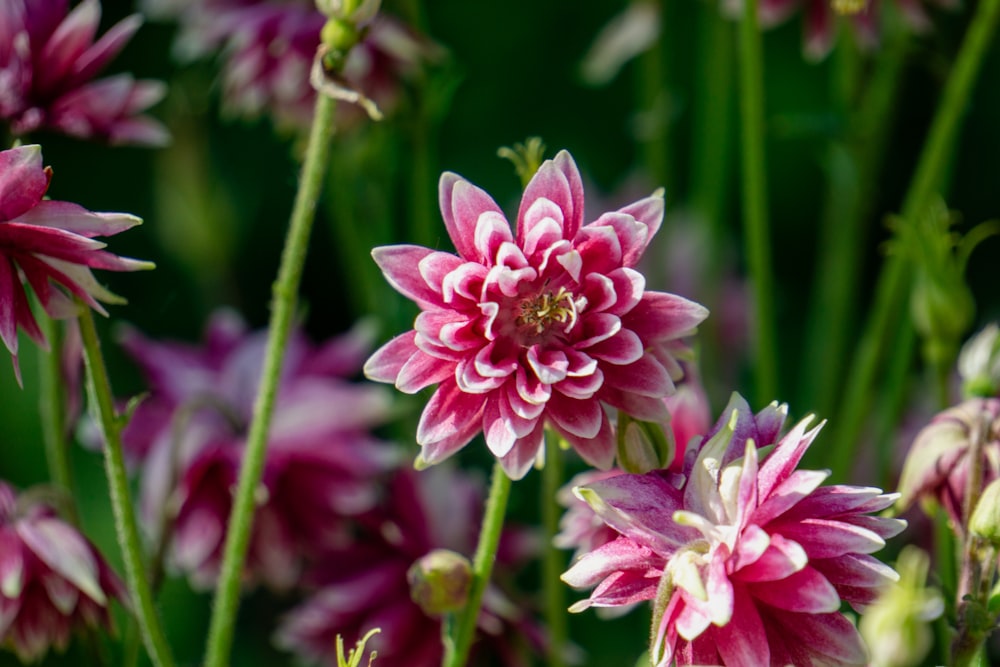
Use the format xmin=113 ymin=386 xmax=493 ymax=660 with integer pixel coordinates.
xmin=829 ymin=0 xmax=1000 ymax=481
xmin=78 ymin=305 xmax=176 ymax=667
xmin=737 ymin=0 xmax=778 ymax=404
xmin=542 ymin=436 xmax=568 ymax=667
xmin=202 ymin=91 xmax=337 ymax=667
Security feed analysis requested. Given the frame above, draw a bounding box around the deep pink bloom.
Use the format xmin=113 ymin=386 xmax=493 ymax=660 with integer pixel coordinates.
xmin=117 ymin=311 xmax=399 ymax=590
xmin=0 ymin=144 xmax=151 ymax=380
xmin=365 ymin=151 xmax=709 ymax=479
xmin=727 ymin=0 xmax=956 ymax=60
xmin=0 ymin=481 xmax=127 ymax=662
xmin=0 ymin=0 xmax=167 ymax=144
xmin=896 ymin=398 xmax=1000 ymax=529
xmin=146 ymin=0 xmax=433 ymax=130
xmin=274 ymin=465 xmax=542 ymax=667
xmin=563 ymin=394 xmax=904 ymax=666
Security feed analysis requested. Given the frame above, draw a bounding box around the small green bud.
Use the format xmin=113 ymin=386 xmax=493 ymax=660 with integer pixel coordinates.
xmin=616 ymin=412 xmax=674 ymax=474
xmin=959 ymin=323 xmax=1000 ymax=398
xmin=970 ymin=478 xmax=1000 ymax=545
xmin=406 ymin=549 xmax=472 ymax=616
xmin=321 ymin=18 xmax=359 ymax=56
xmin=497 ymin=138 xmax=547 ymax=189
xmin=831 ymin=0 xmax=868 ymax=14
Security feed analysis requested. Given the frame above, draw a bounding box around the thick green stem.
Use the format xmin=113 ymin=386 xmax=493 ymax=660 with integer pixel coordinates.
xmin=38 ymin=316 xmax=76 ymax=513
xmin=541 ymin=439 xmax=567 ymax=667
xmin=78 ymin=307 xmax=176 ymax=667
xmin=443 ymin=461 xmax=512 ymax=667
xmin=829 ymin=0 xmax=1000 ymax=480
xmin=737 ymin=0 xmax=778 ymax=403
xmin=202 ymin=92 xmax=336 ymax=667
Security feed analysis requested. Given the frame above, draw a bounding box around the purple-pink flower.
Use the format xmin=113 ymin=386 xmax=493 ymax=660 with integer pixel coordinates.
xmin=365 ymin=151 xmax=708 ymax=479
xmin=116 ymin=311 xmax=398 ymax=590
xmin=562 ymin=394 xmax=904 ymax=666
xmin=0 ymin=0 xmax=168 ymax=144
xmin=274 ymin=465 xmax=542 ymax=667
xmin=0 ymin=481 xmax=127 ymax=662
xmin=0 ymin=144 xmax=152 ymax=380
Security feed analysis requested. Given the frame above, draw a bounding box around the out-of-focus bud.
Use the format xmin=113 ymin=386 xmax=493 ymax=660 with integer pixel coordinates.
xmin=959 ymin=324 xmax=1000 ymax=399
xmin=832 ymin=0 xmax=868 ymax=15
xmin=859 ymin=546 xmax=943 ymax=667
xmin=407 ymin=549 xmax=472 ymax=616
xmin=896 ymin=398 xmax=1000 ymax=527
xmin=970 ymin=478 xmax=1000 ymax=545
xmin=317 ymin=0 xmax=381 ymax=24
xmin=616 ymin=413 xmax=674 ymax=474
xmin=497 ymin=137 xmax=547 ymax=189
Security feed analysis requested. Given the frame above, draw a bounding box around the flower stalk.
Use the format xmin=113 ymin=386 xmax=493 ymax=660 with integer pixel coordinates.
xmin=38 ymin=315 xmax=75 ymax=512
xmin=542 ymin=436 xmax=567 ymax=667
xmin=443 ymin=460 xmax=512 ymax=667
xmin=202 ymin=92 xmax=337 ymax=667
xmin=78 ymin=306 xmax=176 ymax=667
xmin=830 ymin=0 xmax=1000 ymax=479
xmin=736 ymin=0 xmax=778 ymax=403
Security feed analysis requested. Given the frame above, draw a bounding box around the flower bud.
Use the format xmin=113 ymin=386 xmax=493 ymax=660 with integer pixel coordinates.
xmin=407 ymin=549 xmax=472 ymax=616
xmin=959 ymin=323 xmax=1000 ymax=399
xmin=970 ymin=478 xmax=1000 ymax=545
xmin=832 ymin=0 xmax=868 ymax=15
xmin=616 ymin=413 xmax=673 ymax=474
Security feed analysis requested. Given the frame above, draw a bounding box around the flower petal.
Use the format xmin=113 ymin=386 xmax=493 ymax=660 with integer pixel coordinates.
xmin=517 ymin=150 xmax=584 ymax=243
xmin=439 ymin=173 xmax=506 ymax=262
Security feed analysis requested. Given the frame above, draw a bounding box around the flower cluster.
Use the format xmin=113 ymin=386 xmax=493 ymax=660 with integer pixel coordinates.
xmin=0 ymin=0 xmax=167 ymax=144
xmin=0 ymin=144 xmax=152 ymax=380
xmin=0 ymin=481 xmax=127 ymax=662
xmin=115 ymin=311 xmax=399 ymax=590
xmin=562 ymin=394 xmax=904 ymax=665
xmin=365 ymin=151 xmax=708 ymax=479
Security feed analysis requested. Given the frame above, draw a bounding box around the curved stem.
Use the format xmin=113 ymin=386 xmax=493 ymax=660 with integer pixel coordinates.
xmin=829 ymin=0 xmax=1000 ymax=479
xmin=443 ymin=461 xmax=512 ymax=667
xmin=737 ymin=0 xmax=777 ymax=403
xmin=541 ymin=438 xmax=567 ymax=667
xmin=202 ymin=92 xmax=337 ymax=667
xmin=78 ymin=307 xmax=176 ymax=667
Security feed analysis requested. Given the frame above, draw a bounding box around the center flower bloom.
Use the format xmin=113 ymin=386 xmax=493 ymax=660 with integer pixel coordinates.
xmin=365 ymin=150 xmax=708 ymax=479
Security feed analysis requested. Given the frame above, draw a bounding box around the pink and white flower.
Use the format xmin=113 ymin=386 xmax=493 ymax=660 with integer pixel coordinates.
xmin=0 ymin=481 xmax=127 ymax=662
xmin=116 ymin=311 xmax=399 ymax=590
xmin=365 ymin=151 xmax=708 ymax=479
xmin=0 ymin=144 xmax=152 ymax=380
xmin=0 ymin=0 xmax=167 ymax=145
xmin=563 ymin=394 xmax=904 ymax=666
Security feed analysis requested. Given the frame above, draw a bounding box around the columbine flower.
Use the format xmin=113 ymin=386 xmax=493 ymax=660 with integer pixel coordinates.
xmin=563 ymin=394 xmax=904 ymax=666
xmin=0 ymin=481 xmax=127 ymax=662
xmin=145 ymin=0 xmax=433 ymax=131
xmin=274 ymin=465 xmax=541 ymax=667
xmin=724 ymin=0 xmax=956 ymax=60
xmin=896 ymin=397 xmax=1000 ymax=529
xmin=115 ymin=311 xmax=398 ymax=590
xmin=0 ymin=0 xmax=168 ymax=145
xmin=364 ymin=151 xmax=708 ymax=479
xmin=0 ymin=144 xmax=152 ymax=380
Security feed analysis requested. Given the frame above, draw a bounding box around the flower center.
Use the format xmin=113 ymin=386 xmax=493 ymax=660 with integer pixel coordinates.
xmin=516 ymin=286 xmax=581 ymax=336
xmin=831 ymin=0 xmax=867 ymax=15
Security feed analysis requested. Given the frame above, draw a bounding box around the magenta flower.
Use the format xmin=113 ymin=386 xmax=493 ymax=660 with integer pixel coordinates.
xmin=563 ymin=394 xmax=904 ymax=666
xmin=896 ymin=398 xmax=1000 ymax=529
xmin=365 ymin=151 xmax=708 ymax=479
xmin=116 ymin=311 xmax=399 ymax=590
xmin=146 ymin=0 xmax=433 ymax=130
xmin=274 ymin=465 xmax=542 ymax=667
xmin=0 ymin=481 xmax=127 ymax=662
xmin=0 ymin=0 xmax=167 ymax=145
xmin=0 ymin=144 xmax=152 ymax=380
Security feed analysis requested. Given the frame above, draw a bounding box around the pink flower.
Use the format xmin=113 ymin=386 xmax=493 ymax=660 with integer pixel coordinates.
xmin=896 ymin=398 xmax=1000 ymax=529
xmin=562 ymin=394 xmax=904 ymax=666
xmin=116 ymin=311 xmax=399 ymax=590
xmin=146 ymin=0 xmax=434 ymax=131
xmin=0 ymin=481 xmax=127 ymax=662
xmin=727 ymin=0 xmax=956 ymax=60
xmin=0 ymin=0 xmax=168 ymax=145
xmin=274 ymin=466 xmax=542 ymax=667
xmin=0 ymin=144 xmax=152 ymax=380
xmin=365 ymin=151 xmax=709 ymax=479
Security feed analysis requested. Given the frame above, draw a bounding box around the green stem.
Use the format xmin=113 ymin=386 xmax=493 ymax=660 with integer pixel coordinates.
xmin=202 ymin=92 xmax=337 ymax=667
xmin=736 ymin=0 xmax=778 ymax=404
xmin=638 ymin=0 xmax=671 ymax=192
xmin=829 ymin=0 xmax=1000 ymax=480
xmin=541 ymin=439 xmax=567 ymax=667
xmin=443 ymin=461 xmax=512 ymax=667
xmin=78 ymin=307 xmax=176 ymax=667
xmin=38 ymin=316 xmax=76 ymax=514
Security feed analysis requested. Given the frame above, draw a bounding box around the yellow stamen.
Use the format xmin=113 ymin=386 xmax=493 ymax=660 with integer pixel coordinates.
xmin=517 ymin=287 xmax=579 ymax=334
